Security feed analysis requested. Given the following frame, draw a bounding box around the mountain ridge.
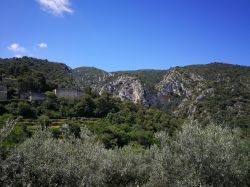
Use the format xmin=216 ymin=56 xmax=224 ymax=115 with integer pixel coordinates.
xmin=0 ymin=57 xmax=249 ymax=131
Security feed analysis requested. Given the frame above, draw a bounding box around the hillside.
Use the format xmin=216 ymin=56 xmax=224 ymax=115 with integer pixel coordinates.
xmin=0 ymin=57 xmax=73 ymax=89
xmin=166 ymin=63 xmax=250 ymax=131
xmin=0 ymin=57 xmax=249 ymax=186
xmin=73 ymin=67 xmax=113 ymax=90
xmin=0 ymin=57 xmax=249 ymax=132
xmin=112 ymin=69 xmax=167 ymax=91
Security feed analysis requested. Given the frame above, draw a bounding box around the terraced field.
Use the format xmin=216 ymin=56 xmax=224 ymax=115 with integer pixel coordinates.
xmin=1 ymin=118 xmax=101 ymax=148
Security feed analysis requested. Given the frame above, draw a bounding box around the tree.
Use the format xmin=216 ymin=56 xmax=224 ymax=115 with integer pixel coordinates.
xmin=94 ymin=93 xmax=119 ymax=117
xmin=0 ymin=115 xmax=17 ymax=143
xmin=42 ymin=91 xmax=59 ymax=111
xmin=146 ymin=123 xmax=249 ymax=186
xmin=38 ymin=115 xmax=50 ymax=130
xmin=84 ymin=86 xmax=97 ymax=97
xmin=17 ymin=72 xmax=46 ymax=92
xmin=0 ymin=128 xmax=108 ymax=186
xmin=0 ymin=104 xmax=7 ymax=115
xmin=74 ymin=95 xmax=95 ymax=117
xmin=17 ymin=102 xmax=35 ymax=118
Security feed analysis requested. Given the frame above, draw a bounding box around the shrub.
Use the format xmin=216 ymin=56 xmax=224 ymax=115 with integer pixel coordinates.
xmin=0 ymin=128 xmax=108 ymax=186
xmin=0 ymin=104 xmax=7 ymax=115
xmin=0 ymin=123 xmax=249 ymax=186
xmin=0 ymin=116 xmax=16 ymax=143
xmin=37 ymin=115 xmax=50 ymax=130
xmin=146 ymin=123 xmax=250 ymax=186
xmin=17 ymin=102 xmax=35 ymax=118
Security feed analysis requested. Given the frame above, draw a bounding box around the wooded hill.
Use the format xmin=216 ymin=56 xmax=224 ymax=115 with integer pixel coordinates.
xmin=0 ymin=57 xmax=249 ymax=134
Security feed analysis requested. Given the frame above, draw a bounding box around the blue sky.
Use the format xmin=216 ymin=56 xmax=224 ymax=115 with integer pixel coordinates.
xmin=0 ymin=0 xmax=250 ymax=71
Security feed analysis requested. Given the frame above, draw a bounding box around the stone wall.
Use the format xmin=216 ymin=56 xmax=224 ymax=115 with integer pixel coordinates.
xmin=20 ymin=92 xmax=30 ymax=100
xmin=30 ymin=92 xmax=46 ymax=101
xmin=0 ymin=85 xmax=7 ymax=101
xmin=54 ymin=89 xmax=84 ymax=98
xmin=20 ymin=91 xmax=46 ymax=101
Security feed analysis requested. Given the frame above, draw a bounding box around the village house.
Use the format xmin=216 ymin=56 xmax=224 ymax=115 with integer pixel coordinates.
xmin=20 ymin=91 xmax=46 ymax=102
xmin=53 ymin=88 xmax=84 ymax=99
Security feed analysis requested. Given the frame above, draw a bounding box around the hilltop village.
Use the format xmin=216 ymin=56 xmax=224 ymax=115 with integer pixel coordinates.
xmin=0 ymin=77 xmax=84 ymax=101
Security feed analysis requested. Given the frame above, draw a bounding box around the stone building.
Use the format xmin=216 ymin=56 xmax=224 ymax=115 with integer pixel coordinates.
xmin=20 ymin=92 xmax=30 ymax=100
xmin=20 ymin=91 xmax=46 ymax=101
xmin=29 ymin=92 xmax=46 ymax=101
xmin=53 ymin=89 xmax=84 ymax=99
xmin=0 ymin=85 xmax=7 ymax=101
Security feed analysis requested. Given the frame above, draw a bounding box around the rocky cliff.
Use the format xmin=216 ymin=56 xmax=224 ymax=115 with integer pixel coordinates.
xmin=1 ymin=57 xmax=249 ymax=129
xmin=95 ymin=63 xmax=250 ymax=129
xmin=100 ymin=76 xmax=145 ymax=103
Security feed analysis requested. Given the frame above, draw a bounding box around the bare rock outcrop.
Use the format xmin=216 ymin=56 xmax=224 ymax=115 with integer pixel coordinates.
xmin=157 ymin=67 xmax=205 ymax=99
xmin=100 ymin=76 xmax=145 ymax=103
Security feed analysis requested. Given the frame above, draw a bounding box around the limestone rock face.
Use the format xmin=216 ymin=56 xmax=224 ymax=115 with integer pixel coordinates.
xmin=156 ymin=68 xmax=217 ymax=123
xmin=157 ymin=67 xmax=204 ymax=98
xmin=100 ymin=76 xmax=145 ymax=103
xmin=99 ymin=68 xmax=209 ymax=109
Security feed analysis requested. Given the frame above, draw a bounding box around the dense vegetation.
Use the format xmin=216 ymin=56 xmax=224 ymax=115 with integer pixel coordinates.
xmin=0 ymin=57 xmax=250 ymax=186
xmin=113 ymin=69 xmax=167 ymax=91
xmin=186 ymin=63 xmax=250 ymax=135
xmin=0 ymin=57 xmax=73 ymax=89
xmin=0 ymin=121 xmax=249 ymax=186
xmin=73 ymin=67 xmax=112 ymax=89
xmin=0 ymin=90 xmax=182 ymax=149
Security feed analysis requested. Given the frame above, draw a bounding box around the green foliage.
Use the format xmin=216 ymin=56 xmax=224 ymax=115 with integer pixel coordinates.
xmin=0 ymin=114 xmax=14 ymax=139
xmin=0 ymin=57 xmax=73 ymax=88
xmin=17 ymin=72 xmax=46 ymax=92
xmin=0 ymin=104 xmax=7 ymax=115
xmin=37 ymin=115 xmax=50 ymax=130
xmin=94 ymin=93 xmax=119 ymax=117
xmin=0 ymin=114 xmax=13 ymax=127
xmin=1 ymin=57 xmax=250 ymax=136
xmin=185 ymin=63 xmax=250 ymax=131
xmin=0 ymin=124 xmax=248 ymax=186
xmin=5 ymin=102 xmax=18 ymax=116
xmin=17 ymin=102 xmax=35 ymax=118
xmin=58 ymin=97 xmax=76 ymax=117
xmin=1 ymin=123 xmax=31 ymax=148
xmin=1 ymin=91 xmax=183 ymax=148
xmin=0 ymin=129 xmax=108 ymax=186
xmin=146 ymin=123 xmax=250 ymax=186
xmin=113 ymin=69 xmax=167 ymax=91
xmin=73 ymin=66 xmax=111 ymax=89
xmin=75 ymin=95 xmax=95 ymax=117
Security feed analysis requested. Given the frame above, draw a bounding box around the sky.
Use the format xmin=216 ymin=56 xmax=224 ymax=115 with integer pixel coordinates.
xmin=0 ymin=0 xmax=250 ymax=71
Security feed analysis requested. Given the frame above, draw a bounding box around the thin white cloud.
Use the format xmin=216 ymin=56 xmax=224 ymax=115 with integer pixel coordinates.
xmin=38 ymin=43 xmax=48 ymax=48
xmin=8 ymin=43 xmax=25 ymax=52
xmin=37 ymin=0 xmax=73 ymax=16
xmin=15 ymin=55 xmax=23 ymax=58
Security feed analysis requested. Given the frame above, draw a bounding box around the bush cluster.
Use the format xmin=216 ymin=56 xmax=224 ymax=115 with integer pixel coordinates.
xmin=1 ymin=123 xmax=249 ymax=186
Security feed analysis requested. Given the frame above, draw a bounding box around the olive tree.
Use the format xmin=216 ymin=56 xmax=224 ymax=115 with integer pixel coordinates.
xmin=0 ymin=122 xmax=249 ymax=186
xmin=0 ymin=117 xmax=18 ymax=143
xmin=146 ymin=123 xmax=249 ymax=187
xmin=0 ymin=128 xmax=108 ymax=186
